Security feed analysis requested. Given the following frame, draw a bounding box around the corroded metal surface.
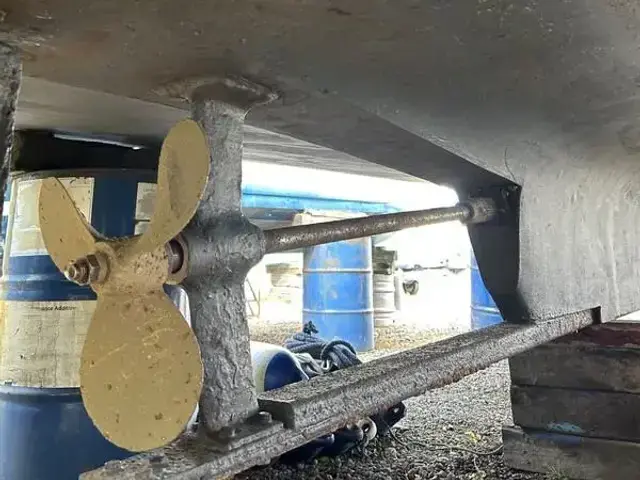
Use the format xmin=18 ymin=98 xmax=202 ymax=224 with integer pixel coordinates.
xmin=83 ymin=310 xmax=594 ymax=479
xmin=0 ymin=43 xmax=20 ymax=220
xmin=259 ymin=310 xmax=595 ymax=430
xmin=181 ymin=84 xmax=268 ymax=435
xmin=264 ymin=198 xmax=494 ymax=253
xmin=81 ymin=422 xmax=289 ymax=480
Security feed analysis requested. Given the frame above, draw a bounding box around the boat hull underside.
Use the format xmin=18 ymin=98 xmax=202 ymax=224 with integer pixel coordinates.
xmin=3 ymin=0 xmax=640 ymax=323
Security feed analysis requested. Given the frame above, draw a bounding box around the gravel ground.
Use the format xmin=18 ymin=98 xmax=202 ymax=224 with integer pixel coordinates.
xmin=236 ymin=361 xmax=548 ymax=480
xmin=249 ymin=321 xmax=450 ymax=350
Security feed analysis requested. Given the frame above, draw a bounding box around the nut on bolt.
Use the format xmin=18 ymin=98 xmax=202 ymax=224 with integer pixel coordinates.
xmin=467 ymin=198 xmax=497 ymax=224
xmin=86 ymin=252 xmax=109 ymax=284
xmin=64 ymin=258 xmax=90 ymax=285
xmin=64 ymin=252 xmax=109 ymax=285
xmin=256 ymin=411 xmax=272 ymax=425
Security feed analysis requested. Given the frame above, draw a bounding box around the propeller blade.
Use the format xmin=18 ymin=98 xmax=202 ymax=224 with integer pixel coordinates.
xmin=134 ymin=119 xmax=210 ymax=253
xmin=80 ymin=290 xmax=203 ymax=452
xmin=38 ymin=178 xmax=97 ymax=272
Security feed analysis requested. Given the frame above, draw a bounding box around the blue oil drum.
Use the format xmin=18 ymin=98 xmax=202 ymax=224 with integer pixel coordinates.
xmin=0 ymin=387 xmax=131 ymax=480
xmin=0 ymin=169 xmax=157 ymax=480
xmin=303 ymin=238 xmax=374 ymax=351
xmin=470 ymin=252 xmax=503 ymax=329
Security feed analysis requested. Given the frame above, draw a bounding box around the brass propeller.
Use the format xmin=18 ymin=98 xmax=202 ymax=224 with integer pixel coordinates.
xmin=37 ymin=119 xmax=210 ymax=452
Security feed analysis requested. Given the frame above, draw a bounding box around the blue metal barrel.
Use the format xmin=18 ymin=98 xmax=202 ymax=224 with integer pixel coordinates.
xmin=0 ymin=387 xmax=131 ymax=480
xmin=303 ymin=238 xmax=374 ymax=351
xmin=470 ymin=252 xmax=503 ymax=329
xmin=0 ymin=169 xmax=156 ymax=480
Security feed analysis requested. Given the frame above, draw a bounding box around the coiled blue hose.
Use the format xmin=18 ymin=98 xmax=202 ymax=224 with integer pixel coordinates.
xmin=284 ymin=330 xmax=361 ymax=373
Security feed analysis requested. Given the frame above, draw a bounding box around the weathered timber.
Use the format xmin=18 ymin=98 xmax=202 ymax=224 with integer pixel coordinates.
xmin=503 ymin=426 xmax=640 ymax=480
xmin=511 ymin=385 xmax=640 ymax=442
xmin=510 ymin=322 xmax=640 ymax=393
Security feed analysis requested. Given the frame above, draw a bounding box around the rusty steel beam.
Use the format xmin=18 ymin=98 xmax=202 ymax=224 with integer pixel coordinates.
xmin=82 ymin=309 xmax=594 ymax=480
xmin=263 ymin=198 xmax=496 ymax=253
xmin=258 ymin=310 xmax=595 ymax=429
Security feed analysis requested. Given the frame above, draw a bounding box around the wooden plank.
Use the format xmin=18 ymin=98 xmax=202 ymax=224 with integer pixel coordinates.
xmin=510 ymin=322 xmax=640 ymax=392
xmin=503 ymin=426 xmax=640 ymax=480
xmin=511 ymin=385 xmax=640 ymax=442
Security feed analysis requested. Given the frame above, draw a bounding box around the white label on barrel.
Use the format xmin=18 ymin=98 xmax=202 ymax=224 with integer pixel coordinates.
xmin=134 ymin=182 xmax=156 ymax=235
xmin=7 ymin=177 xmax=94 ymax=257
xmin=134 ymin=221 xmax=149 ymax=235
xmin=0 ymin=300 xmax=97 ymax=387
xmin=135 ymin=182 xmax=156 ymax=221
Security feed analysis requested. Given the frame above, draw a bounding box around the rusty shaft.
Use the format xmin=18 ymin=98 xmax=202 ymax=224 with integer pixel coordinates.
xmin=263 ymin=198 xmax=496 ymax=253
